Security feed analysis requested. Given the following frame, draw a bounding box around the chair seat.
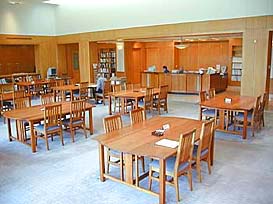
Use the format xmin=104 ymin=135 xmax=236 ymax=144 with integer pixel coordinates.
xmin=35 ymin=124 xmax=61 ymax=134
xmin=202 ymin=109 xmax=216 ymax=117
xmin=149 ymin=156 xmax=189 ymax=174
xmin=192 ymin=144 xmax=209 ymax=158
xmin=234 ymin=111 xmax=252 ymax=121
xmin=63 ymin=118 xmax=83 ymax=125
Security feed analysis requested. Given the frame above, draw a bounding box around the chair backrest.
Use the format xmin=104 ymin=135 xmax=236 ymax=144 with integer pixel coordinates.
xmin=208 ymin=88 xmax=216 ymax=99
xmin=14 ymin=97 xmax=31 ymax=109
xmin=43 ymin=104 xmax=62 ymax=128
xmin=175 ymin=129 xmax=196 ymax=171
xmin=41 ymin=93 xmax=55 ymax=105
xmin=159 ymin=85 xmax=168 ymax=100
xmin=145 ymin=87 xmax=153 ymax=103
xmin=56 ymin=79 xmax=65 ymax=86
xmin=13 ymin=90 xmax=26 ymax=100
xmin=260 ymin=92 xmax=268 ymax=112
xmin=103 ymin=80 xmax=111 ymax=95
xmin=199 ymin=91 xmax=207 ymax=102
xmin=133 ymin=83 xmax=141 ymax=90
xmin=103 ymin=114 xmax=123 ymax=133
xmin=70 ymin=99 xmax=86 ymax=122
xmin=129 ymin=108 xmax=146 ymax=125
xmin=112 ymin=84 xmax=122 ymax=93
xmin=198 ymin=119 xmax=214 ymax=155
xmin=252 ymin=95 xmax=262 ymax=121
xmin=125 ymin=83 xmax=133 ymax=91
xmin=80 ymin=82 xmax=89 ymax=88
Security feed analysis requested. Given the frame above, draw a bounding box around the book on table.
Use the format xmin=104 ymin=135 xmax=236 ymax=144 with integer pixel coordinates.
xmin=155 ymin=139 xmax=179 ymax=149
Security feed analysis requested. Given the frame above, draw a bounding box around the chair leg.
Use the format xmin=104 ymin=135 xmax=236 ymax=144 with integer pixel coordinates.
xmin=120 ymin=153 xmax=124 ymax=181
xmin=60 ymin=130 xmax=64 ymax=146
xmin=187 ymin=169 xmax=193 ymax=191
xmin=174 ymin=177 xmax=180 ymax=202
xmin=83 ymin=124 xmax=87 ymax=139
xmin=106 ymin=150 xmax=110 ymax=174
xmin=207 ymin=157 xmax=212 ymax=175
xmin=45 ymin=135 xmax=49 ymax=151
xmin=196 ymin=159 xmax=202 ymax=183
xmin=140 ymin=156 xmax=145 ymax=172
xmin=148 ymin=169 xmax=153 ymax=190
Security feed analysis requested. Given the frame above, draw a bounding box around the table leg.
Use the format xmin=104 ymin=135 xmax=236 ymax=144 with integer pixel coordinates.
xmin=124 ymin=154 xmax=133 ymax=184
xmin=88 ymin=108 xmax=93 ymax=134
xmin=109 ymin=95 xmax=112 ymax=115
xmin=243 ymin=110 xmax=248 ymax=139
xmin=121 ymin=97 xmax=125 ymax=114
xmin=30 ymin=121 xmax=36 ymax=153
xmin=99 ymin=144 xmax=106 ymax=182
xmin=159 ymin=159 xmax=166 ymax=204
xmin=53 ymin=90 xmax=57 ymax=102
xmin=219 ymin=109 xmax=225 ymax=130
xmin=7 ymin=118 xmax=12 ymax=142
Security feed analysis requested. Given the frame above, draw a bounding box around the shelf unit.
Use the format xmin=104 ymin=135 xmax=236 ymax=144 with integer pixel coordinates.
xmin=98 ymin=48 xmax=116 ymax=78
xmin=231 ymin=45 xmax=242 ymax=82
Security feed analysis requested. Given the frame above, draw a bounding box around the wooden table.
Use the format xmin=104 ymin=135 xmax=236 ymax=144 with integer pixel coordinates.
xmin=200 ymin=94 xmax=256 ymax=139
xmin=108 ymin=88 xmax=160 ymax=115
xmin=3 ymin=101 xmax=95 ymax=153
xmin=16 ymin=80 xmax=51 ymax=94
xmin=95 ymin=116 xmax=208 ymax=204
xmin=53 ymin=84 xmax=80 ymax=101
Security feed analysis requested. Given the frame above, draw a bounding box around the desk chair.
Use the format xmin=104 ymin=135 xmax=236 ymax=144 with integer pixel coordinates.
xmin=148 ymin=129 xmax=196 ymax=202
xmin=153 ymin=85 xmax=168 ymax=114
xmin=103 ymin=114 xmax=124 ymax=181
xmin=34 ymin=104 xmax=64 ymax=150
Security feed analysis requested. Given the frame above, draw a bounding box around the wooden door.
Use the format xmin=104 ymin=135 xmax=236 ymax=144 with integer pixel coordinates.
xmin=132 ymin=48 xmax=142 ymax=84
xmin=66 ymin=44 xmax=80 ymax=83
xmin=266 ymin=31 xmax=273 ymax=109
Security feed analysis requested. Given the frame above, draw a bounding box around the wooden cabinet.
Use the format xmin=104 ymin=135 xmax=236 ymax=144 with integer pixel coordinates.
xmin=171 ymin=74 xmax=186 ymax=92
xmin=186 ymin=74 xmax=200 ymax=93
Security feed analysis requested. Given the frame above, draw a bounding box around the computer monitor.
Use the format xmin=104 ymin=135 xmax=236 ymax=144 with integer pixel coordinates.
xmin=47 ymin=67 xmax=57 ymax=78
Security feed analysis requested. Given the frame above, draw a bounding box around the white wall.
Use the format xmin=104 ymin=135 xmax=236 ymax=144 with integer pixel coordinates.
xmin=54 ymin=0 xmax=273 ymax=35
xmin=0 ymin=0 xmax=272 ymax=36
xmin=0 ymin=1 xmax=56 ymax=35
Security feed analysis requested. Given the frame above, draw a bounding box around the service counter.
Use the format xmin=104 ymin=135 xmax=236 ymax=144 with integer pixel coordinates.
xmin=141 ymin=72 xmax=227 ymax=93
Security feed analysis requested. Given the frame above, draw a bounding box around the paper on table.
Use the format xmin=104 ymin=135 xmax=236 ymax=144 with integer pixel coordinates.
xmin=155 ymin=139 xmax=179 ymax=149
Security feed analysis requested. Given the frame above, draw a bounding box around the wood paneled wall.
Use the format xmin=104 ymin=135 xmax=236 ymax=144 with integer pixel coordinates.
xmin=0 ymin=45 xmax=35 ymax=75
xmin=174 ymin=41 xmax=229 ymax=70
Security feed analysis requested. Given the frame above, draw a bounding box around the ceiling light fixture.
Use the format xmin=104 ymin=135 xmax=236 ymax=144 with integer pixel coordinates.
xmin=9 ymin=0 xmax=23 ymax=5
xmin=175 ymin=37 xmax=188 ymax=49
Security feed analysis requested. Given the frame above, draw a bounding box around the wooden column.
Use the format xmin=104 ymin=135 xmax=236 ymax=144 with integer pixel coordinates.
xmin=79 ymin=40 xmax=90 ymax=82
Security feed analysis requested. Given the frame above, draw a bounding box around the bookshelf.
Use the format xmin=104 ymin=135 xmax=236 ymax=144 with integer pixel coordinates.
xmin=231 ymin=45 xmax=242 ymax=83
xmin=98 ymin=48 xmax=116 ymax=78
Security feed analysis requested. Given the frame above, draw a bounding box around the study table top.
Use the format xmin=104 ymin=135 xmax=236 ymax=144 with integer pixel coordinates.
xmin=95 ymin=116 xmax=203 ymax=160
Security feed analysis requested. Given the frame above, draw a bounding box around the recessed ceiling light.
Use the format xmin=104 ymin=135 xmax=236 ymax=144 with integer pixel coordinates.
xmin=9 ymin=0 xmax=22 ymax=5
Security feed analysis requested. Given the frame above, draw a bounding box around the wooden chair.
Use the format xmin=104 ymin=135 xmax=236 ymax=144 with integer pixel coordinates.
xmin=112 ymin=84 xmax=122 ymax=112
xmin=148 ymin=129 xmax=196 ymax=202
xmin=125 ymin=83 xmax=133 ymax=90
xmin=153 ymin=85 xmax=168 ymax=114
xmin=74 ymin=82 xmax=89 ymax=100
xmin=208 ymin=88 xmax=216 ymax=99
xmin=95 ymin=80 xmax=111 ymax=105
xmin=144 ymin=87 xmax=153 ymax=112
xmin=14 ymin=97 xmax=31 ymax=141
xmin=103 ymin=114 xmax=124 ymax=181
xmin=233 ymin=95 xmax=261 ymax=137
xmin=129 ymin=107 xmax=146 ymax=125
xmin=34 ymin=104 xmax=64 ymax=150
xmin=63 ymin=100 xmax=87 ymax=142
xmin=192 ymin=119 xmax=214 ymax=182
xmin=199 ymin=91 xmax=217 ymax=121
xmin=55 ymin=79 xmax=65 ymax=101
xmin=40 ymin=93 xmax=55 ymax=105
xmin=259 ymin=92 xmax=268 ymax=128
xmin=129 ymin=108 xmax=146 ymax=176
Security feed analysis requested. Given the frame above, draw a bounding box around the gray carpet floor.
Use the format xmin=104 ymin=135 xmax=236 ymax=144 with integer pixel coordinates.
xmin=0 ymin=94 xmax=273 ymax=204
